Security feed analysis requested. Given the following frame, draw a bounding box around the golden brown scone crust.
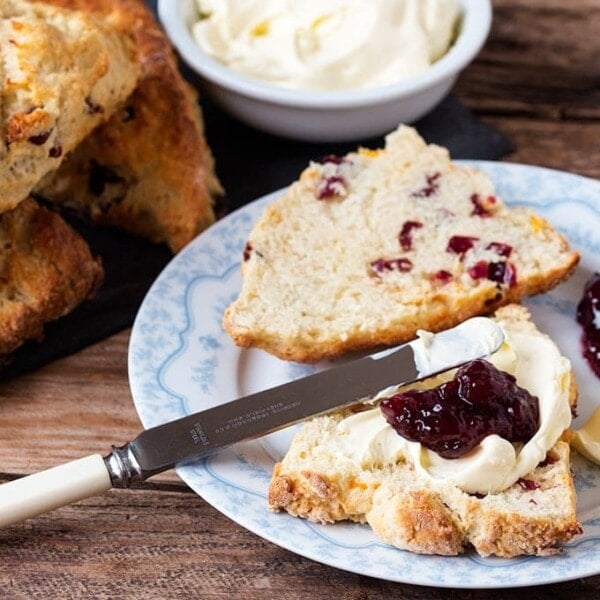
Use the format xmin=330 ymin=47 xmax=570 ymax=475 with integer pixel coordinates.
xmin=269 ymin=426 xmax=581 ymax=557
xmin=0 ymin=197 xmax=103 ymax=355
xmin=0 ymin=0 xmax=139 ymax=212
xmin=35 ymin=0 xmax=222 ymax=252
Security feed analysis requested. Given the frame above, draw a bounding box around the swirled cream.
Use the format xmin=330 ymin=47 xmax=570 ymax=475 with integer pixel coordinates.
xmin=335 ymin=321 xmax=573 ymax=494
xmin=192 ymin=0 xmax=460 ymax=90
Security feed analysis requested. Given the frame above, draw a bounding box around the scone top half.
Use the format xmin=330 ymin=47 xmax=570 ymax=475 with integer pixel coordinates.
xmin=224 ymin=125 xmax=579 ymax=362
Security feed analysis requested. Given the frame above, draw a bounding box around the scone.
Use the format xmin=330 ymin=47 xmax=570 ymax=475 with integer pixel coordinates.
xmin=35 ymin=0 xmax=222 ymax=252
xmin=223 ymin=125 xmax=579 ymax=362
xmin=0 ymin=197 xmax=103 ymax=356
xmin=268 ymin=305 xmax=582 ymax=557
xmin=0 ymin=0 xmax=139 ymax=212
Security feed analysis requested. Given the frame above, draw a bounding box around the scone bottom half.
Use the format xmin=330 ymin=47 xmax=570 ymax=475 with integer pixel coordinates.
xmin=267 ymin=306 xmax=582 ymax=558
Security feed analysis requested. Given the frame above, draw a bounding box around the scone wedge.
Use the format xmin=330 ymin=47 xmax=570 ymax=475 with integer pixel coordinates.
xmin=268 ymin=305 xmax=582 ymax=557
xmin=35 ymin=0 xmax=222 ymax=252
xmin=224 ymin=126 xmax=578 ymax=362
xmin=0 ymin=0 xmax=139 ymax=211
xmin=0 ymin=197 xmax=103 ymax=356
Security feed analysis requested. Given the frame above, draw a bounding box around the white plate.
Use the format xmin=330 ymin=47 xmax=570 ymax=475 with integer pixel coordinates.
xmin=128 ymin=162 xmax=600 ymax=588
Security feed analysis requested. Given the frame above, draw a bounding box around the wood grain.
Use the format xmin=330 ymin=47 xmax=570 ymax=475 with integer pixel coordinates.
xmin=1 ymin=487 xmax=598 ymax=600
xmin=1 ymin=0 xmax=599 ymax=597
xmin=454 ymin=0 xmax=600 ymax=179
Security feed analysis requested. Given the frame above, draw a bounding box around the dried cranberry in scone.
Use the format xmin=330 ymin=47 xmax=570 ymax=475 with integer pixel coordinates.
xmin=488 ymin=261 xmax=517 ymax=287
xmin=399 ymin=220 xmax=423 ymax=251
xmin=315 ymin=156 xmax=353 ymax=200
xmin=370 ymin=257 xmax=414 ymax=275
xmin=242 ymin=241 xmax=264 ymax=262
xmin=447 ymin=235 xmax=479 ymax=258
xmin=468 ymin=260 xmax=518 ymax=287
xmin=431 ymin=270 xmax=453 ymax=285
xmin=317 ymin=175 xmax=347 ymax=199
xmin=487 ymin=241 xmax=513 ymax=257
xmin=470 ymin=193 xmax=498 ymax=217
xmin=411 ymin=172 xmax=441 ymax=198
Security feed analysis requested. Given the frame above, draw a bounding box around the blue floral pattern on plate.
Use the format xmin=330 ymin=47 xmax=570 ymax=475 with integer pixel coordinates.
xmin=128 ymin=162 xmax=600 ymax=588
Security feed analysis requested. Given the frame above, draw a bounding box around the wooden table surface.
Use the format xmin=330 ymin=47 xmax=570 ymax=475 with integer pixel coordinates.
xmin=1 ymin=1 xmax=599 ymax=598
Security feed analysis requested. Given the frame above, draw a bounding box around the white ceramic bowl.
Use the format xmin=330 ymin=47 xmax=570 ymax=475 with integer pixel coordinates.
xmin=159 ymin=0 xmax=492 ymax=142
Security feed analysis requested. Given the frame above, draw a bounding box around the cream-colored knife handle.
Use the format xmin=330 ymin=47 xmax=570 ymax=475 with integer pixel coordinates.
xmin=0 ymin=454 xmax=112 ymax=528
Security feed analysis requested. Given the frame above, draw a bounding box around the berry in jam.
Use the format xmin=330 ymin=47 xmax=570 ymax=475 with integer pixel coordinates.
xmin=399 ymin=220 xmax=423 ymax=251
xmin=576 ymin=272 xmax=600 ymax=378
xmin=379 ymin=359 xmax=540 ymax=459
xmin=370 ymin=257 xmax=413 ymax=274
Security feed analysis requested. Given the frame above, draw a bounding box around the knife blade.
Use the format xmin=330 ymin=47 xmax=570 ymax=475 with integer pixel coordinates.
xmin=0 ymin=316 xmax=503 ymax=528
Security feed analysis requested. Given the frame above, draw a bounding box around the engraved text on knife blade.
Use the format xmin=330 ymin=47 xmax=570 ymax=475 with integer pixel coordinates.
xmin=131 ymin=344 xmax=418 ymax=475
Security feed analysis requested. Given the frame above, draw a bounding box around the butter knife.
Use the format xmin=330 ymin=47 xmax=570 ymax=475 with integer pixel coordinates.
xmin=0 ymin=317 xmax=503 ymax=528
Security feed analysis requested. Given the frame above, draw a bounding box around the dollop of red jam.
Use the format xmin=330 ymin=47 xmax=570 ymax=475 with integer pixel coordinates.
xmin=379 ymin=359 xmax=540 ymax=459
xmin=399 ymin=220 xmax=423 ymax=251
xmin=411 ymin=172 xmax=441 ymax=198
xmin=370 ymin=257 xmax=413 ymax=274
xmin=576 ymin=272 xmax=600 ymax=378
